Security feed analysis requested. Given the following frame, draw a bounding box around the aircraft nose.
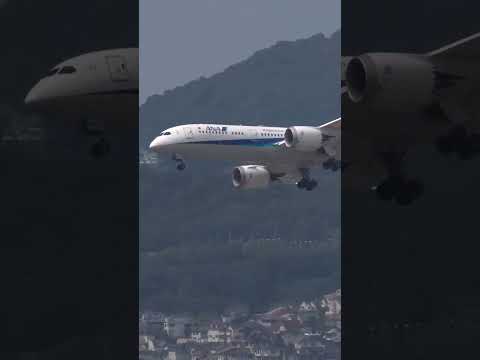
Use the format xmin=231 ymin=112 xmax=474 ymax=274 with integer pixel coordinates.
xmin=149 ymin=136 xmax=164 ymax=151
xmin=24 ymin=87 xmax=39 ymax=107
xmin=24 ymin=80 xmax=62 ymax=109
xmin=24 ymin=83 xmax=48 ymax=109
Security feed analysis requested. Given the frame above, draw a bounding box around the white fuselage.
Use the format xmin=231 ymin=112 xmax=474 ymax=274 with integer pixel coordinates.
xmin=25 ymin=48 xmax=139 ymax=126
xmin=149 ymin=124 xmax=327 ymax=171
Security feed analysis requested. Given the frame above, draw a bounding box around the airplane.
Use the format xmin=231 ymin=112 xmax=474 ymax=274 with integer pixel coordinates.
xmin=341 ymin=32 xmax=480 ymax=205
xmin=24 ymin=48 xmax=138 ymax=156
xmin=149 ymin=119 xmax=341 ymax=191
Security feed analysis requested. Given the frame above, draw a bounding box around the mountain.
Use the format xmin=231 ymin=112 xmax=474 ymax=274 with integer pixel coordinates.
xmin=140 ymin=31 xmax=341 ymax=313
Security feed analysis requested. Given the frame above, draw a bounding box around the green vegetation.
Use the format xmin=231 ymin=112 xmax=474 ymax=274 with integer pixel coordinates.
xmin=140 ymin=239 xmax=339 ymax=314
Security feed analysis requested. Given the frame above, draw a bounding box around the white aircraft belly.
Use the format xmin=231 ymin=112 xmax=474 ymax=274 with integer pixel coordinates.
xmin=173 ymin=143 xmax=326 ymax=170
xmin=174 ymin=143 xmax=277 ymax=161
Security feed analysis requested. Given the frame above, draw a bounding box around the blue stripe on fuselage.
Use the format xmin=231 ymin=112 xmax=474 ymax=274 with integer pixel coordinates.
xmin=186 ymin=138 xmax=284 ymax=147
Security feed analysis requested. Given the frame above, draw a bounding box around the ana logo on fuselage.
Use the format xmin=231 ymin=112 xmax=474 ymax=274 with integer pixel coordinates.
xmin=206 ymin=125 xmax=228 ymax=133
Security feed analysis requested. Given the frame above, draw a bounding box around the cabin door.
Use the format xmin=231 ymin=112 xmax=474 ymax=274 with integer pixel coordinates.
xmin=106 ymin=55 xmax=129 ymax=81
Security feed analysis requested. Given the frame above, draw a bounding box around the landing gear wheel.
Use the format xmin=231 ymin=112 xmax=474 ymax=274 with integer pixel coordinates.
xmin=375 ymin=177 xmax=401 ymax=201
xmin=376 ymin=177 xmax=424 ymax=205
xmin=176 ymin=162 xmax=186 ymax=171
xmin=90 ymin=138 xmax=110 ymax=158
xmin=297 ymin=179 xmax=307 ymax=189
xmin=322 ymin=158 xmax=340 ymax=172
xmin=305 ymin=179 xmax=318 ymax=191
xmin=395 ymin=180 xmax=424 ymax=206
xmin=297 ymin=178 xmax=317 ymax=191
xmin=395 ymin=188 xmax=415 ymax=206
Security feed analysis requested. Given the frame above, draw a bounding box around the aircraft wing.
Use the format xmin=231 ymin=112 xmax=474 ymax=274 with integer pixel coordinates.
xmin=318 ymin=117 xmax=341 ymax=132
xmin=317 ymin=117 xmax=341 ymax=159
xmin=427 ymin=32 xmax=480 ymax=132
xmin=427 ymin=32 xmax=480 ymax=58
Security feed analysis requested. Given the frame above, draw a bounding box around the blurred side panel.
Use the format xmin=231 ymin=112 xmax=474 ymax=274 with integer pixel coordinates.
xmin=342 ymin=1 xmax=480 ymax=358
xmin=0 ymin=1 xmax=138 ymax=359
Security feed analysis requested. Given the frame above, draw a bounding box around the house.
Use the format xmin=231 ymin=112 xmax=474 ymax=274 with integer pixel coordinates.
xmin=164 ymin=315 xmax=194 ymax=339
xmin=209 ymin=346 xmax=253 ymax=360
xmin=257 ymin=307 xmax=294 ymax=323
xmin=139 ymin=335 xmax=156 ymax=352
xmin=323 ymin=328 xmax=341 ymax=343
xmin=320 ymin=290 xmax=341 ymax=321
xmin=140 ymin=311 xmax=167 ymax=337
xmin=208 ymin=322 xmax=233 ymax=343
xmin=167 ymin=345 xmax=190 ymax=360
xmin=323 ymin=341 xmax=340 ymax=360
xmin=191 ymin=330 xmax=208 ymax=344
xmin=294 ymin=334 xmax=325 ymax=351
xmin=298 ymin=302 xmax=317 ymax=313
xmin=297 ymin=302 xmax=321 ymax=323
xmin=249 ymin=344 xmax=282 ymax=359
xmin=296 ymin=347 xmax=325 ymax=360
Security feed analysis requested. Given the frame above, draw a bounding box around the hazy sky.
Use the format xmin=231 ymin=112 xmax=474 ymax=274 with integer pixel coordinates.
xmin=140 ymin=0 xmax=340 ymax=104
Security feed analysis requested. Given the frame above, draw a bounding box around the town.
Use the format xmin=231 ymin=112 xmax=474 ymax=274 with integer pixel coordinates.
xmin=139 ymin=289 xmax=340 ymax=360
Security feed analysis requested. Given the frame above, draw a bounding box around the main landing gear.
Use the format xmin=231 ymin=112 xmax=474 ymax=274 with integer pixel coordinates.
xmin=436 ymin=125 xmax=480 ymax=160
xmin=374 ymin=176 xmax=424 ymax=206
xmin=296 ymin=169 xmax=318 ymax=191
xmin=373 ymin=151 xmax=424 ymax=206
xmin=322 ymin=158 xmax=343 ymax=171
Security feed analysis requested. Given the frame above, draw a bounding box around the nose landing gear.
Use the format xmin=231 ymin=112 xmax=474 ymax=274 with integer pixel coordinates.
xmin=81 ymin=118 xmax=110 ymax=158
xmin=172 ymin=154 xmax=186 ymax=171
xmin=176 ymin=161 xmax=186 ymax=171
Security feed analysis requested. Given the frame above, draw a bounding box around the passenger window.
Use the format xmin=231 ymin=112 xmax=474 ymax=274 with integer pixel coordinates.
xmin=59 ymin=66 xmax=77 ymax=74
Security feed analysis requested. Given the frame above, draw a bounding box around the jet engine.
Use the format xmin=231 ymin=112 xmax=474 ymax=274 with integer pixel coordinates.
xmin=284 ymin=126 xmax=323 ymax=152
xmin=345 ymin=53 xmax=436 ymax=111
xmin=232 ymin=165 xmax=271 ymax=189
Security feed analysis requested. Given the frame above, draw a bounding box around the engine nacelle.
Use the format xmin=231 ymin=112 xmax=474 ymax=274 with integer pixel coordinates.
xmin=232 ymin=165 xmax=271 ymax=189
xmin=345 ymin=53 xmax=435 ymax=112
xmin=284 ymin=126 xmax=323 ymax=152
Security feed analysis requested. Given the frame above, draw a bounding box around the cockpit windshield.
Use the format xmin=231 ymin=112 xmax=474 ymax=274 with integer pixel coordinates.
xmin=160 ymin=131 xmax=171 ymax=136
xmin=58 ymin=66 xmax=77 ymax=74
xmin=45 ymin=67 xmax=59 ymax=77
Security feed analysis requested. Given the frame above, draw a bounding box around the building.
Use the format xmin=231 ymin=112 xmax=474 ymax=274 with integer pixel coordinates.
xmin=208 ymin=322 xmax=233 ymax=343
xmin=320 ymin=290 xmax=341 ymax=320
xmin=209 ymin=346 xmax=253 ymax=360
xmin=164 ymin=315 xmax=194 ymax=339
xmin=139 ymin=335 xmax=156 ymax=352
